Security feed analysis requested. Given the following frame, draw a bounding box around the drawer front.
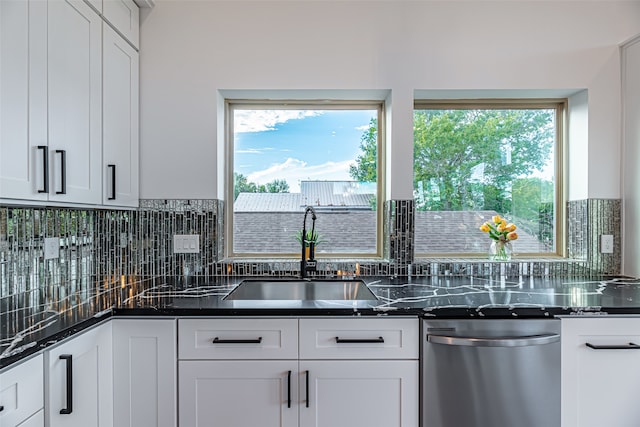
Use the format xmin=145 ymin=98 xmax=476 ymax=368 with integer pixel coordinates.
xmin=299 ymin=317 xmax=419 ymax=359
xmin=178 ymin=318 xmax=298 ymax=360
xmin=0 ymin=354 xmax=44 ymax=426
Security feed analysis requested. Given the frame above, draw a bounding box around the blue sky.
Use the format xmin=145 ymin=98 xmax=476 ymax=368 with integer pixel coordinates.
xmin=234 ymin=109 xmax=376 ymax=192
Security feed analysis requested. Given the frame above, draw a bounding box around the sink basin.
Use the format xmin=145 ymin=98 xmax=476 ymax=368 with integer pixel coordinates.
xmin=223 ymin=279 xmax=378 ymax=301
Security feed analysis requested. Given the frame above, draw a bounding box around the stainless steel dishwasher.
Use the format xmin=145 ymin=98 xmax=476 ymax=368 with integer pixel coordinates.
xmin=422 ymin=319 xmax=560 ymax=427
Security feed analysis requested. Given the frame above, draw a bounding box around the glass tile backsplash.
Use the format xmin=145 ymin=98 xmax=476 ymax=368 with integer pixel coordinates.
xmin=0 ymin=198 xmax=616 ymax=331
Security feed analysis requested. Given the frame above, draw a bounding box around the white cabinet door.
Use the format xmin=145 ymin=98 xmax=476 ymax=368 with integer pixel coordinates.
xmin=0 ymin=0 xmax=47 ymax=201
xmin=102 ymin=24 xmax=139 ymax=207
xmin=299 ymin=360 xmax=418 ymax=427
xmin=103 ymin=0 xmax=139 ymax=48
xmin=0 ymin=355 xmax=44 ymax=427
xmin=179 ymin=360 xmax=298 ymax=427
xmin=47 ymin=0 xmax=102 ymax=204
xmin=562 ymin=317 xmax=640 ymax=427
xmin=47 ymin=323 xmax=112 ymax=427
xmin=112 ymin=319 xmax=176 ymax=427
xmin=16 ymin=409 xmax=44 ymax=427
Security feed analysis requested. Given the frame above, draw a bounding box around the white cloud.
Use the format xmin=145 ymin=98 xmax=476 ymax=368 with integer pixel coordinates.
xmin=355 ymin=124 xmax=372 ymax=131
xmin=234 ymin=110 xmax=323 ymax=133
xmin=247 ymin=157 xmax=355 ymax=193
xmin=235 ymin=147 xmax=274 ymax=154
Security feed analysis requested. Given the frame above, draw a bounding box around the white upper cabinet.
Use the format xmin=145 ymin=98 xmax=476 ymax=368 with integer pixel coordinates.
xmin=102 ymin=24 xmax=139 ymax=207
xmin=47 ymin=0 xmax=103 ymax=205
xmin=0 ymin=0 xmax=47 ymax=201
xmin=0 ymin=0 xmax=102 ymax=205
xmin=103 ymin=0 xmax=139 ymax=48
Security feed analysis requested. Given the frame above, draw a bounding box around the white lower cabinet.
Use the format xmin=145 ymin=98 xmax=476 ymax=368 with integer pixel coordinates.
xmin=300 ymin=360 xmax=417 ymax=427
xmin=112 ymin=319 xmax=177 ymax=427
xmin=177 ymin=317 xmax=419 ymax=427
xmin=561 ymin=317 xmax=640 ymax=427
xmin=0 ymin=354 xmax=44 ymax=427
xmin=46 ymin=322 xmax=112 ymax=427
xmin=179 ymin=360 xmax=298 ymax=427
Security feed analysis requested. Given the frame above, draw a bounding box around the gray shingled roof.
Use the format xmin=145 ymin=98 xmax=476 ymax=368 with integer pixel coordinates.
xmin=233 ymin=207 xmax=548 ymax=254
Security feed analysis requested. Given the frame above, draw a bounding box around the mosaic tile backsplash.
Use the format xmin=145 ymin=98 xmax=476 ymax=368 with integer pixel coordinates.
xmin=0 ymin=198 xmax=619 ymax=334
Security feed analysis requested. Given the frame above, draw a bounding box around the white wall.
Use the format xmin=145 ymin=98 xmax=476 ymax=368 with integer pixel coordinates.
xmin=622 ymin=35 xmax=640 ymax=276
xmin=139 ymin=0 xmax=640 ymax=200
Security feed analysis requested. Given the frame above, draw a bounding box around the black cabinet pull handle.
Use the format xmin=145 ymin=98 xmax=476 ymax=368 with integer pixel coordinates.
xmin=55 ymin=150 xmax=66 ymax=195
xmin=305 ymin=370 xmax=309 ymax=408
xmin=0 ymin=405 xmax=4 ymax=412
xmin=586 ymin=342 xmax=640 ymax=350
xmin=335 ymin=336 xmax=384 ymax=344
xmin=108 ymin=164 xmax=116 ymax=200
xmin=59 ymin=354 xmax=73 ymax=414
xmin=287 ymin=370 xmax=291 ymax=408
xmin=212 ymin=337 xmax=262 ymax=344
xmin=37 ymin=145 xmax=49 ymax=193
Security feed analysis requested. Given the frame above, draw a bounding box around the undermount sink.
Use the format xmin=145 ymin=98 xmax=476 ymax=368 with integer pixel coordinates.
xmin=223 ymin=279 xmax=378 ymax=301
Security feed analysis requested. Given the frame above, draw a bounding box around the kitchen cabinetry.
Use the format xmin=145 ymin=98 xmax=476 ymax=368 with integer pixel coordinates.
xmin=0 ymin=0 xmax=102 ymax=205
xmin=178 ymin=317 xmax=419 ymax=427
xmin=112 ymin=319 xmax=176 ymax=427
xmin=46 ymin=322 xmax=112 ymax=427
xmin=561 ymin=317 xmax=640 ymax=427
xmin=0 ymin=0 xmax=47 ymax=201
xmin=0 ymin=354 xmax=44 ymax=427
xmin=102 ymin=23 xmax=139 ymax=207
xmin=103 ymin=0 xmax=139 ymax=48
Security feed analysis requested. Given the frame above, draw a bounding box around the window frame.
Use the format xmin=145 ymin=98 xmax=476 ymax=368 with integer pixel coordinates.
xmin=224 ymin=99 xmax=386 ymax=259
xmin=412 ymin=98 xmax=567 ymax=258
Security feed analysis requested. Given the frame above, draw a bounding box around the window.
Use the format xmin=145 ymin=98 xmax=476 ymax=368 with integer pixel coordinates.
xmin=413 ymin=100 xmax=564 ymax=256
xmin=226 ymin=100 xmax=384 ymax=258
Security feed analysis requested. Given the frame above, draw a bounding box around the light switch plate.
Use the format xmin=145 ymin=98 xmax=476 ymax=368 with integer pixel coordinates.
xmin=44 ymin=237 xmax=60 ymax=260
xmin=600 ymin=234 xmax=614 ymax=254
xmin=173 ymin=234 xmax=200 ymax=254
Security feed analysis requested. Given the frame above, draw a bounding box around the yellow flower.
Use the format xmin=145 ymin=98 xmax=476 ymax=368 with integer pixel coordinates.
xmin=492 ymin=215 xmax=502 ymax=224
xmin=506 ymin=223 xmax=517 ymax=232
xmin=497 ymin=223 xmax=507 ymax=232
xmin=479 ymin=223 xmax=490 ymax=232
xmin=507 ymin=231 xmax=518 ymax=241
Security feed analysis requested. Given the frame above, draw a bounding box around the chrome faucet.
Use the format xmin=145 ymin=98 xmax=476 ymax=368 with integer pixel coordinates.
xmin=301 ymin=206 xmax=317 ymax=278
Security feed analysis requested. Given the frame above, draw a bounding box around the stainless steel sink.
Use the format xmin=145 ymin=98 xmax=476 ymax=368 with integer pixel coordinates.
xmin=223 ymin=279 xmax=378 ymax=301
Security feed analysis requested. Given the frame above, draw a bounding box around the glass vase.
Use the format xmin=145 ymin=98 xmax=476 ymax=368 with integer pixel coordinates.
xmin=489 ymin=240 xmax=512 ymax=261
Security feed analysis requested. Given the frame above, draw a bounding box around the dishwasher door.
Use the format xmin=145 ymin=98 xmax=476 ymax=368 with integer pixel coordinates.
xmin=422 ymin=319 xmax=560 ymax=427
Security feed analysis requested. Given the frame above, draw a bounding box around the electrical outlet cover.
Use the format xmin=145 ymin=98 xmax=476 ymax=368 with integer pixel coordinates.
xmin=44 ymin=237 xmax=60 ymax=260
xmin=600 ymin=234 xmax=614 ymax=254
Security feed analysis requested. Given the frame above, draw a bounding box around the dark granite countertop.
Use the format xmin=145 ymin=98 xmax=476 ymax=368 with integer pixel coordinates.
xmin=3 ymin=274 xmax=640 ymax=369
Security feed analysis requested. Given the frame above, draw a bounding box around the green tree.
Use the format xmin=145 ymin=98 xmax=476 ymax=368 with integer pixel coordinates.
xmin=350 ymin=110 xmax=554 ymax=213
xmin=412 ymin=109 xmax=554 ymax=212
xmin=234 ymin=173 xmax=290 ymax=200
xmin=349 ymin=118 xmax=378 ymax=182
xmin=265 ymin=179 xmax=290 ymax=193
xmin=234 ymin=173 xmax=257 ymax=200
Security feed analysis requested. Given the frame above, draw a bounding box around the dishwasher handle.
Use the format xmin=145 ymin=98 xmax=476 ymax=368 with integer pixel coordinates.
xmin=428 ymin=333 xmax=560 ymax=348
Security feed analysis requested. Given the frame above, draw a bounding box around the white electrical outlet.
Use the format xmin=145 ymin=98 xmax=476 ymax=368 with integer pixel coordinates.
xmin=173 ymin=234 xmax=200 ymax=254
xmin=44 ymin=237 xmax=60 ymax=260
xmin=600 ymin=234 xmax=614 ymax=254
xmin=120 ymin=232 xmax=130 ymax=248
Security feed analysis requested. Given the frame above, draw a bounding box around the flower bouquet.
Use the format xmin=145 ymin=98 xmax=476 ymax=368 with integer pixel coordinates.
xmin=480 ymin=215 xmax=518 ymax=261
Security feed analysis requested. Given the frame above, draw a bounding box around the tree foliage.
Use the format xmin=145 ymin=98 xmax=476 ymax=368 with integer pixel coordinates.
xmin=350 ymin=109 xmax=555 ymax=215
xmin=234 ymin=173 xmax=290 ymax=200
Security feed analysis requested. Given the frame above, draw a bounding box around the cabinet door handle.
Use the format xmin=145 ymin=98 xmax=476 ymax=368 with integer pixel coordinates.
xmin=212 ymin=337 xmax=262 ymax=344
xmin=586 ymin=342 xmax=640 ymax=350
xmin=287 ymin=370 xmax=291 ymax=408
xmin=59 ymin=354 xmax=73 ymax=414
xmin=0 ymin=405 xmax=4 ymax=412
xmin=305 ymin=370 xmax=309 ymax=408
xmin=335 ymin=336 xmax=384 ymax=344
xmin=55 ymin=150 xmax=66 ymax=195
xmin=108 ymin=164 xmax=116 ymax=200
xmin=37 ymin=145 xmax=49 ymax=193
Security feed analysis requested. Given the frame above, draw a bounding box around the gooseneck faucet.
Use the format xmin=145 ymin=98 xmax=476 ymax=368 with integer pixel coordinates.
xmin=301 ymin=206 xmax=317 ymax=279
